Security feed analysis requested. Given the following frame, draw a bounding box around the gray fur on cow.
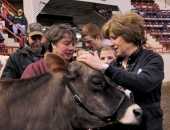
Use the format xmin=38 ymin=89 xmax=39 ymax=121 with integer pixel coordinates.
xmin=0 ymin=53 xmax=142 ymax=130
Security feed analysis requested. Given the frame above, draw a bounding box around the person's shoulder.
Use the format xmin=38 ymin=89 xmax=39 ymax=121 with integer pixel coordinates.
xmin=142 ymin=49 xmax=161 ymax=58
xmin=142 ymin=49 xmax=163 ymax=63
xmin=9 ymin=47 xmax=28 ymax=58
xmin=29 ymin=59 xmax=44 ymax=67
xmin=13 ymin=46 xmax=25 ymax=53
xmin=35 ymin=59 xmax=44 ymax=64
xmin=9 ymin=49 xmax=21 ymax=57
xmin=18 ymin=46 xmax=30 ymax=54
xmin=21 ymin=14 xmax=26 ymax=18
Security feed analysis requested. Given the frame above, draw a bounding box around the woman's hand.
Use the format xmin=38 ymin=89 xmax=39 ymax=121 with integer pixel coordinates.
xmin=77 ymin=51 xmax=105 ymax=71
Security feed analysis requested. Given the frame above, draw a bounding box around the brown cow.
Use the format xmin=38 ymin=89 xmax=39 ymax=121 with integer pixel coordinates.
xmin=0 ymin=53 xmax=142 ymax=130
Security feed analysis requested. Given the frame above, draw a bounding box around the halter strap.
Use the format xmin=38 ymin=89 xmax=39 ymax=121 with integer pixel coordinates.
xmin=63 ymin=76 xmax=125 ymax=122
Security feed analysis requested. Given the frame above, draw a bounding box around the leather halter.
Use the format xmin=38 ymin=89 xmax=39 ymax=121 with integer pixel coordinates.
xmin=63 ymin=76 xmax=125 ymax=123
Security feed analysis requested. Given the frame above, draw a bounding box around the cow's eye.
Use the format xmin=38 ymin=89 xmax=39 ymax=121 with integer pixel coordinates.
xmin=92 ymin=77 xmax=102 ymax=85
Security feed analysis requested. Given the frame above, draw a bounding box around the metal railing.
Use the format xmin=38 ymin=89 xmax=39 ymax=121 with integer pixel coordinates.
xmin=0 ymin=14 xmax=26 ymax=46
xmin=0 ymin=46 xmax=19 ymax=55
xmin=145 ymin=22 xmax=166 ymax=53
xmin=133 ymin=0 xmax=158 ymax=10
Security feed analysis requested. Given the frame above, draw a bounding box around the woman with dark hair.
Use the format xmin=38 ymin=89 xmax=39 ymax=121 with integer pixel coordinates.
xmin=21 ymin=23 xmax=77 ymax=78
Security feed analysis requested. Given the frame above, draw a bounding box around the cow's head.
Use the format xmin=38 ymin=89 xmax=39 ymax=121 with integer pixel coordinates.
xmin=44 ymin=52 xmax=142 ymax=129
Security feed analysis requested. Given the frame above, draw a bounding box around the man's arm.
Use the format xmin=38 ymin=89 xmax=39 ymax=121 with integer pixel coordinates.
xmin=1 ymin=54 xmax=19 ymax=79
xmin=22 ymin=15 xmax=28 ymax=26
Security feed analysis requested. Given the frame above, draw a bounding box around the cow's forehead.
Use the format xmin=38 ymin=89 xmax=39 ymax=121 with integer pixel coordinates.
xmin=71 ymin=61 xmax=99 ymax=73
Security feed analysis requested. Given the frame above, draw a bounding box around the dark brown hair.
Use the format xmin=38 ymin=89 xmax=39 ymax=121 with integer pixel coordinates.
xmin=45 ymin=23 xmax=77 ymax=52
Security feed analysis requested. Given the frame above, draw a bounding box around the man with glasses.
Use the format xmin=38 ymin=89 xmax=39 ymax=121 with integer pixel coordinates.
xmin=1 ymin=23 xmax=45 ymax=79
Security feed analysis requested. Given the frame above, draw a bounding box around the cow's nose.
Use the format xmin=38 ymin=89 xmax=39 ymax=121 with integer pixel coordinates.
xmin=133 ymin=108 xmax=143 ymax=119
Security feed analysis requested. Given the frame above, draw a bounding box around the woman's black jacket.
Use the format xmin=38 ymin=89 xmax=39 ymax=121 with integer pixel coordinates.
xmin=106 ymin=48 xmax=164 ymax=130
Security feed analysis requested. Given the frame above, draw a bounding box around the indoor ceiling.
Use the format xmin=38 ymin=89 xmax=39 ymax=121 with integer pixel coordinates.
xmin=41 ymin=0 xmax=116 ymax=29
xmin=42 ymin=0 xmax=114 ymax=17
xmin=7 ymin=0 xmax=116 ymax=29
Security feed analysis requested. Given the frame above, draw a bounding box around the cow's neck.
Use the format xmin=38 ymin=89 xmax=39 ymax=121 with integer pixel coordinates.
xmin=1 ymin=73 xmax=72 ymax=129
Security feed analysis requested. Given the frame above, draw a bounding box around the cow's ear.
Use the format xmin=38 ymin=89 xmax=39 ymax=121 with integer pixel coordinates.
xmin=44 ymin=52 xmax=69 ymax=76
